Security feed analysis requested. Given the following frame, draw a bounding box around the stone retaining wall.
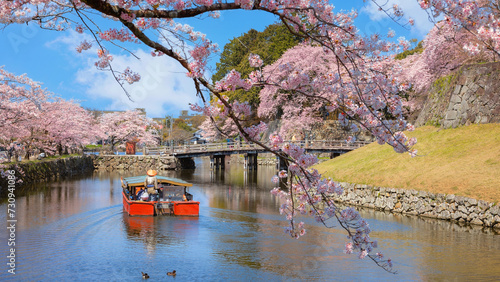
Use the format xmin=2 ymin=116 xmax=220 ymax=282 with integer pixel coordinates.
xmin=416 ymin=62 xmax=500 ymax=127
xmin=0 ymin=155 xmax=95 ymax=194
xmin=337 ymin=183 xmax=500 ymax=229
xmin=93 ymin=155 xmax=194 ymax=171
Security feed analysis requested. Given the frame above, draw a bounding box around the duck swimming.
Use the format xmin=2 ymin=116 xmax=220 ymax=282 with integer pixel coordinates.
xmin=167 ymin=270 xmax=176 ymax=276
xmin=142 ymin=272 xmax=150 ymax=279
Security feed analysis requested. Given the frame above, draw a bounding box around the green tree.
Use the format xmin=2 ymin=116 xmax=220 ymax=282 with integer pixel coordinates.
xmin=212 ymin=23 xmax=301 ymax=111
xmin=163 ymin=115 xmax=206 ymax=144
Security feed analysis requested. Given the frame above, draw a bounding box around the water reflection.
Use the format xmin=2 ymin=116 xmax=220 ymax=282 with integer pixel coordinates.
xmin=0 ymin=160 xmax=498 ymax=281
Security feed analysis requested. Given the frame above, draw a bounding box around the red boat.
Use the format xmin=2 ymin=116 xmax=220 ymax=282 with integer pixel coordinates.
xmin=121 ymin=175 xmax=199 ymax=216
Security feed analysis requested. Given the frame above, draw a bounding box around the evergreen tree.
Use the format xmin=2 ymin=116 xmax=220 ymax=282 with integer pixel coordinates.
xmin=212 ymin=23 xmax=301 ymax=111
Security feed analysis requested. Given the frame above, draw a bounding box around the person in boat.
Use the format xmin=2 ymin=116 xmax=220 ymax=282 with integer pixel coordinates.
xmin=144 ymin=169 xmax=159 ymax=201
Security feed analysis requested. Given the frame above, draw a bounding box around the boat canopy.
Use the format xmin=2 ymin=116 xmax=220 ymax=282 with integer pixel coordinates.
xmin=123 ymin=175 xmax=193 ymax=187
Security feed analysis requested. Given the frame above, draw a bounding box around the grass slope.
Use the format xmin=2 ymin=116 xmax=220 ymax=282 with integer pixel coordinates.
xmin=314 ymin=124 xmax=500 ymax=203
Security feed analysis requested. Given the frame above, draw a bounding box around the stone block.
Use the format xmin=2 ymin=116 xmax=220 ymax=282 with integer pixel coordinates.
xmin=445 ymin=194 xmax=455 ymax=203
xmin=481 ymin=214 xmax=494 ymax=226
xmin=467 ymin=198 xmax=478 ymax=206
xmin=490 ymin=205 xmax=500 ymax=216
xmin=461 ymin=84 xmax=471 ymax=95
xmin=470 ymin=218 xmax=483 ymax=226
xmin=461 ymin=100 xmax=470 ymax=111
xmin=468 ymin=212 xmax=479 ymax=221
xmin=469 ymin=83 xmax=480 ymax=93
xmin=455 ymin=196 xmax=466 ymax=205
xmin=451 ymin=211 xmax=463 ymax=221
xmin=418 ymin=190 xmax=428 ymax=198
xmin=478 ymin=200 xmax=491 ymax=211
xmin=450 ymin=94 xmax=461 ymax=104
xmin=445 ymin=110 xmax=458 ymax=120
xmin=447 ymin=103 xmax=456 ymax=112
xmin=386 ymin=198 xmax=395 ymax=210
xmin=474 ymin=115 xmax=482 ymax=123
xmin=463 ymin=91 xmax=471 ymax=101
xmin=402 ymin=202 xmax=411 ymax=212
xmin=458 ymin=205 xmax=469 ymax=214
xmin=439 ymin=210 xmax=451 ymax=220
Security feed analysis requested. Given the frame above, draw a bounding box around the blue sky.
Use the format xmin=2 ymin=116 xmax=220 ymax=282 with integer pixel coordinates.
xmin=0 ymin=0 xmax=434 ymax=118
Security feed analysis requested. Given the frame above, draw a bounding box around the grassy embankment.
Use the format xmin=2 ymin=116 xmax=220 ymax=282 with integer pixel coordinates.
xmin=2 ymin=154 xmax=81 ymax=165
xmin=314 ymin=124 xmax=500 ymax=203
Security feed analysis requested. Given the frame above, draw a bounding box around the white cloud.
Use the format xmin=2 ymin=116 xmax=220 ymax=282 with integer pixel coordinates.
xmin=46 ymin=30 xmax=201 ymax=118
xmin=361 ymin=0 xmax=435 ymax=37
xmin=45 ymin=29 xmax=93 ymax=52
xmin=75 ymin=49 xmax=198 ymax=118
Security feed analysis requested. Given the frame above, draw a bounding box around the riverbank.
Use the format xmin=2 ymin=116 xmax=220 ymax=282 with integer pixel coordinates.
xmin=313 ymin=124 xmax=500 ymax=228
xmin=335 ymin=182 xmax=499 ymax=229
xmin=0 ymin=154 xmax=195 ymax=195
xmin=315 ymin=124 xmax=500 ymax=203
xmin=0 ymin=155 xmax=95 ymax=195
xmin=92 ymin=155 xmax=191 ymax=171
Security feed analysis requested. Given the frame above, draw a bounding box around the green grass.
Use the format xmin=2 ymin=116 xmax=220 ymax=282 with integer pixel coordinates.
xmin=2 ymin=154 xmax=81 ymax=165
xmin=314 ymin=124 xmax=500 ymax=203
xmin=85 ymin=144 xmax=102 ymax=149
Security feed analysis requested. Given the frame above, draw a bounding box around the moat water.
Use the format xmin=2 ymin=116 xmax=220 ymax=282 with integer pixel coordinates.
xmin=1 ymin=160 xmax=499 ymax=281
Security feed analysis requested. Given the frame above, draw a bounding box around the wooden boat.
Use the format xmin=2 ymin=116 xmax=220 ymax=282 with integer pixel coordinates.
xmin=121 ymin=175 xmax=199 ymax=216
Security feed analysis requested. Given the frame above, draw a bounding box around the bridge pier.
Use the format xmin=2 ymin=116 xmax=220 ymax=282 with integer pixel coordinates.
xmin=178 ymin=157 xmax=195 ymax=169
xmin=210 ymin=155 xmax=226 ymax=170
xmin=276 ymin=155 xmax=288 ymax=171
xmin=244 ymin=153 xmax=258 ymax=170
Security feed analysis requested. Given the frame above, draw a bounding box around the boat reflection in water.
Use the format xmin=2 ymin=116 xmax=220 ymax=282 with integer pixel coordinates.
xmin=121 ymin=211 xmax=201 ymax=256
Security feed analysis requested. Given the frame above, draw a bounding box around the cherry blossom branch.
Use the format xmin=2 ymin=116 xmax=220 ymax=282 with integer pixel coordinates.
xmin=72 ymin=2 xmax=134 ymax=99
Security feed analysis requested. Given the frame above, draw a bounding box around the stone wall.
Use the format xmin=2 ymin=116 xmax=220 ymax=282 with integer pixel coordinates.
xmin=416 ymin=62 xmax=500 ymax=127
xmin=0 ymin=155 xmax=95 ymax=194
xmin=337 ymin=183 xmax=500 ymax=229
xmin=93 ymin=155 xmax=194 ymax=171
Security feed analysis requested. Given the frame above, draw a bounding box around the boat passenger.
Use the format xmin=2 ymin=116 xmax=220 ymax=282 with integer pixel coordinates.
xmin=145 ymin=169 xmax=159 ymax=201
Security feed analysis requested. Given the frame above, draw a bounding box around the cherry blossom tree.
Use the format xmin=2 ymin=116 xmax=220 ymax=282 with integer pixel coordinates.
xmin=257 ymin=44 xmax=412 ymax=139
xmin=98 ymin=110 xmax=159 ymax=152
xmin=5 ymin=0 xmax=498 ymax=272
xmin=0 ymin=67 xmax=49 ymax=161
xmin=415 ymin=0 xmax=500 ymax=57
xmin=371 ymin=1 xmax=500 ymax=59
xmin=30 ymin=99 xmax=99 ymax=156
xmin=396 ymin=21 xmax=497 ymax=94
xmin=0 ymin=67 xmax=105 ymax=160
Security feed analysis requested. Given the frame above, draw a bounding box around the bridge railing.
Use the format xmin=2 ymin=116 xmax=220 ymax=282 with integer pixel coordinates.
xmin=146 ymin=141 xmax=257 ymax=155
xmin=146 ymin=140 xmax=371 ymax=156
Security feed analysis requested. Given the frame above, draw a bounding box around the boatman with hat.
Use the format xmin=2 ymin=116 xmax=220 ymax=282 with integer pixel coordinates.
xmin=145 ymin=169 xmax=159 ymax=201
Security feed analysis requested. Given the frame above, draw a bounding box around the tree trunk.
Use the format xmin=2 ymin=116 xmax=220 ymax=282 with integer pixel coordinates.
xmin=57 ymin=143 xmax=63 ymax=156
